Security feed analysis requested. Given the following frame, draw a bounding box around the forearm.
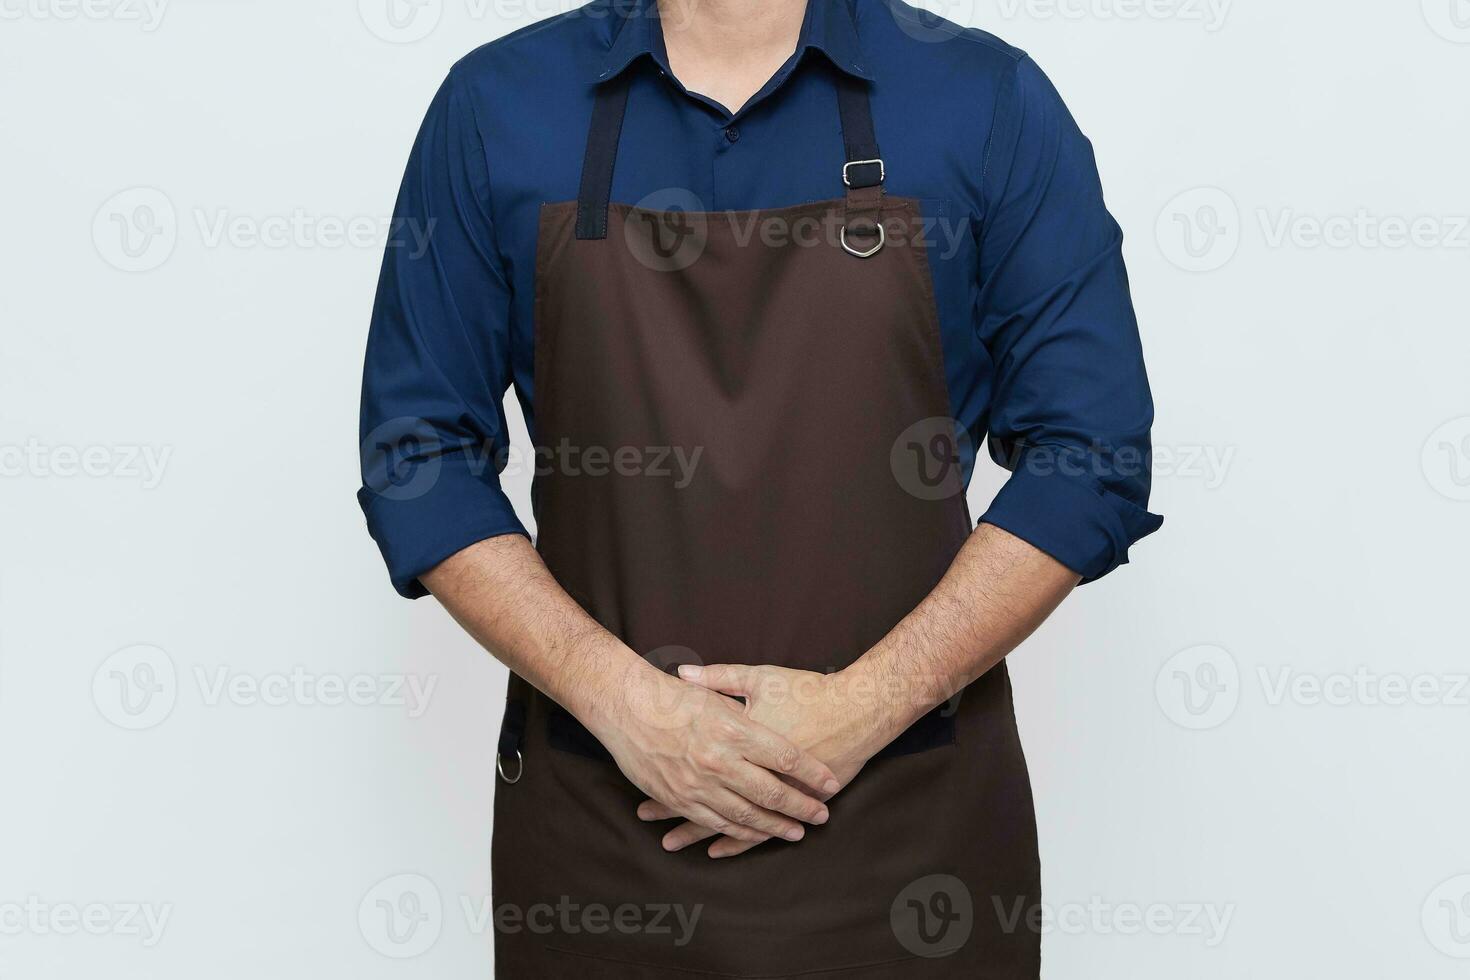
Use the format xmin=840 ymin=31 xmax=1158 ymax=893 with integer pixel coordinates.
xmin=421 ymin=533 xmax=651 ymax=732
xmin=424 ymin=533 xmax=839 ymax=844
xmin=844 ymin=523 xmax=1081 ymax=750
xmin=648 ymin=523 xmax=1082 ymax=856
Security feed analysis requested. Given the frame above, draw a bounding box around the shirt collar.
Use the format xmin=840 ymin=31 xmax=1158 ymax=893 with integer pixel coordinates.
xmin=800 ymin=0 xmax=871 ymax=80
xmin=593 ymin=0 xmax=872 ymax=84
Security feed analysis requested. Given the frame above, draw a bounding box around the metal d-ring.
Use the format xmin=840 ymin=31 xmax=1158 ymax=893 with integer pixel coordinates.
xmin=841 ymin=221 xmax=885 ymax=259
xmin=496 ymin=749 xmax=523 ymax=784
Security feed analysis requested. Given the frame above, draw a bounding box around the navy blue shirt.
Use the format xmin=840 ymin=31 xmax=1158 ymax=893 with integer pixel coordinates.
xmin=359 ymin=0 xmax=1162 ymax=598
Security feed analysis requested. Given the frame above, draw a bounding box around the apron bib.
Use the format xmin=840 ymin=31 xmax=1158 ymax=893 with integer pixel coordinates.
xmin=493 ymin=68 xmax=1041 ymax=978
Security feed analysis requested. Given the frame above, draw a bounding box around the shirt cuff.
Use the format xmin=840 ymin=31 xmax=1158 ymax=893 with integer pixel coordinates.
xmin=978 ymin=465 xmax=1163 ymax=583
xmin=358 ymin=461 xmax=528 ymax=598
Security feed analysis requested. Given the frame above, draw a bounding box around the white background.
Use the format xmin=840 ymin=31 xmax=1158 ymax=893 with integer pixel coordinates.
xmin=2 ymin=1 xmax=1468 ymax=977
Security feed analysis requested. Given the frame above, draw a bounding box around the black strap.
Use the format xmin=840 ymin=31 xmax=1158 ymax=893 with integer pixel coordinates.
xmin=835 ymin=73 xmax=883 ymax=189
xmin=575 ymin=73 xmax=632 ymax=240
xmin=573 ymin=68 xmax=881 ymax=241
xmin=497 ymin=698 xmax=526 ymax=758
xmin=836 ymin=72 xmax=885 ymax=255
xmin=546 ymin=699 xmax=954 ymax=764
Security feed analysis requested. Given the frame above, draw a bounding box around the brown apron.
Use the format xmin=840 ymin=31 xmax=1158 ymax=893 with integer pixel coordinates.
xmin=492 ymin=68 xmax=1041 ymax=978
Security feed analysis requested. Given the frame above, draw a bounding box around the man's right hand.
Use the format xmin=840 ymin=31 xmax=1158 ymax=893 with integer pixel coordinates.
xmin=422 ymin=534 xmax=835 ymax=848
xmin=587 ymin=667 xmax=839 ymax=848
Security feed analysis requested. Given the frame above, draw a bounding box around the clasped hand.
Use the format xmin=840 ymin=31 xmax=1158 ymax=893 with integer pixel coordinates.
xmin=628 ymin=664 xmax=887 ymax=859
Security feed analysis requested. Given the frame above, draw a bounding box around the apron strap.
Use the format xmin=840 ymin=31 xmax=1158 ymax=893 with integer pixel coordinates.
xmin=496 ymin=696 xmax=526 ymax=784
xmin=575 ymin=73 xmax=633 ymax=241
xmin=574 ymin=67 xmax=884 ymax=254
xmin=836 ymin=73 xmax=886 ymax=258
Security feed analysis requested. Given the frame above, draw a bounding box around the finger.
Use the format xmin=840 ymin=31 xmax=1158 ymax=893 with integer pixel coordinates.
xmin=677 ymin=663 xmax=756 ymax=697
xmin=709 ymin=836 xmax=764 ymax=860
xmin=734 ymin=766 xmax=830 ymax=825
xmin=637 ymin=800 xmax=678 ymax=821
xmin=661 ymin=820 xmax=725 ymax=852
xmin=742 ymin=730 xmax=841 ymax=798
xmin=704 ymin=788 xmax=807 ymax=843
xmin=675 ymin=800 xmax=772 ymax=846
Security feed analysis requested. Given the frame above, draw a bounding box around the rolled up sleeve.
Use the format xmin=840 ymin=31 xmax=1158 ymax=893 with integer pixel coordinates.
xmin=358 ymin=66 xmax=527 ymax=598
xmin=975 ymin=56 xmax=1163 ymax=582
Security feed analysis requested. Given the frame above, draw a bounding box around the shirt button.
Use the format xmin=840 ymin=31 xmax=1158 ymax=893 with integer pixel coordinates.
xmin=723 ymin=126 xmax=740 ymax=143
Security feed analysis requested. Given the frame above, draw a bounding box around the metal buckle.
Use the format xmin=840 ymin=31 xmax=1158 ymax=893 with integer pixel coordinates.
xmin=842 ymin=158 xmax=885 ymax=188
xmin=496 ymin=749 xmax=523 ymax=784
xmin=841 ymin=222 xmax=885 ymax=258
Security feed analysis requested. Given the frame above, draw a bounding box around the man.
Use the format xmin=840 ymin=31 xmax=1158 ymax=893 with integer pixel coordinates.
xmin=358 ymin=0 xmax=1160 ymax=974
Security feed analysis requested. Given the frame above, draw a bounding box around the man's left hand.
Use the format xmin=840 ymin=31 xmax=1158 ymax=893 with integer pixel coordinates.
xmin=635 ymin=663 xmax=891 ymax=859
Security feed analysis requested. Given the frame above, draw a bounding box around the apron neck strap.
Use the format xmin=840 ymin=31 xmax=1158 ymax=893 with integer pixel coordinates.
xmin=835 ymin=74 xmax=882 ymax=188
xmin=575 ymin=73 xmax=634 ymax=241
xmin=574 ymin=68 xmax=884 ymax=250
xmin=834 ymin=73 xmax=885 ymax=258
